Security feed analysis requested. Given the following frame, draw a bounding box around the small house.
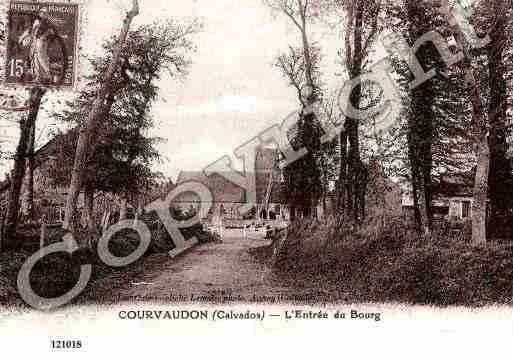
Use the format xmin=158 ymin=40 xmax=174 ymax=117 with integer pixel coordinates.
xmin=402 ymin=172 xmax=476 ymax=221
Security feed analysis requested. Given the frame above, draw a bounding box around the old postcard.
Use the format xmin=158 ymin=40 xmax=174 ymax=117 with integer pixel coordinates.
xmin=1 ymin=0 xmax=513 ymax=357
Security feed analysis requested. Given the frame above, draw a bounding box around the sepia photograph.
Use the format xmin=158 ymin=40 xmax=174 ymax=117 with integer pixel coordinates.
xmin=0 ymin=0 xmax=513 ymax=357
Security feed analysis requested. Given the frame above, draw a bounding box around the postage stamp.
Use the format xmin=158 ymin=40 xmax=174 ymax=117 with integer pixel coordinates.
xmin=4 ymin=1 xmax=79 ymax=89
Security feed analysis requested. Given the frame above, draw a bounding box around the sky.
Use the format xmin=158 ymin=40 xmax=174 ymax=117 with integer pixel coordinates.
xmin=0 ymin=0 xmax=343 ymax=181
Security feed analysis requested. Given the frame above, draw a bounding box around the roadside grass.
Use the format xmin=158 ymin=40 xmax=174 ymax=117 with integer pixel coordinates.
xmin=271 ymin=217 xmax=513 ymax=307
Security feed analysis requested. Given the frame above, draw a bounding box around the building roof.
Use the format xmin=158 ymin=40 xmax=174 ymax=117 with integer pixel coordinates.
xmin=434 ymin=172 xmax=474 ymax=198
xmin=0 ymin=130 xmax=75 ymax=197
xmin=176 ymin=171 xmax=245 ymax=203
xmin=173 ymin=147 xmax=285 ymax=204
xmin=174 ymin=170 xmax=285 ymax=204
xmin=403 ymin=171 xmax=475 ymax=207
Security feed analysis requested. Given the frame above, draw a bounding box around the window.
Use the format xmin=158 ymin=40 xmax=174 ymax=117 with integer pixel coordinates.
xmin=462 ymin=201 xmax=471 ymax=219
xmin=274 ymin=205 xmax=281 ymax=216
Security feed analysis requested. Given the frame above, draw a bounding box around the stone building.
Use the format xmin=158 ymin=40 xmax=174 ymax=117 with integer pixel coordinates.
xmin=172 ymin=147 xmax=286 ymax=220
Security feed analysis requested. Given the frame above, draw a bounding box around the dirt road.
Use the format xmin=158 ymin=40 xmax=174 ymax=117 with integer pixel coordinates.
xmin=83 ymin=229 xmax=303 ymax=304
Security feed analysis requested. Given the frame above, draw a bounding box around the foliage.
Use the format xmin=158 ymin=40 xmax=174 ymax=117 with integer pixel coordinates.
xmin=283 ymin=110 xmax=324 ymax=216
xmin=267 ymin=0 xmax=325 ymax=216
xmin=48 ymin=19 xmax=202 ymax=200
xmin=473 ymin=0 xmax=513 ymax=216
xmin=273 ymin=217 xmax=513 ymax=306
xmin=274 ymin=43 xmax=324 ymax=105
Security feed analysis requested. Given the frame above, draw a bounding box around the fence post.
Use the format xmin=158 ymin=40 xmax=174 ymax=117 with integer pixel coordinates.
xmin=100 ymin=211 xmax=107 ymax=234
xmin=102 ymin=211 xmax=111 ymax=234
xmin=40 ymin=215 xmax=47 ymax=249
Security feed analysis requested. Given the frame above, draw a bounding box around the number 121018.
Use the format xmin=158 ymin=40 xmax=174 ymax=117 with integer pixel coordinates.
xmin=51 ymin=340 xmax=83 ymax=349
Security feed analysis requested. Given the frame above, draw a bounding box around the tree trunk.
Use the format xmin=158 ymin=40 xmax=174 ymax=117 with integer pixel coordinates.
xmin=63 ymin=0 xmax=139 ymax=234
xmin=3 ymin=87 xmax=45 ymax=240
xmin=406 ymin=1 xmax=435 ymax=236
xmin=408 ymin=113 xmax=433 ymax=236
xmin=408 ymin=114 xmax=432 ymax=235
xmin=417 ymin=179 xmax=431 ymax=236
xmin=473 ymin=139 xmax=490 ymax=243
xmin=22 ymin=118 xmax=36 ymax=222
xmin=343 ymin=1 xmax=364 ymax=223
xmin=338 ymin=130 xmax=348 ymax=212
xmin=421 ymin=135 xmax=433 ymax=231
xmin=463 ymin=70 xmax=489 ymax=245
xmin=417 ymin=97 xmax=434 ymax=235
xmin=408 ymin=132 xmax=423 ymax=230
xmin=297 ymin=0 xmax=315 ymax=97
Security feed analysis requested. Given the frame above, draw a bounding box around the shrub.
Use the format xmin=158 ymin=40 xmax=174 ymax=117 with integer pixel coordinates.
xmin=272 ymin=217 xmax=513 ymax=306
xmin=0 ymin=206 xmax=216 ymax=307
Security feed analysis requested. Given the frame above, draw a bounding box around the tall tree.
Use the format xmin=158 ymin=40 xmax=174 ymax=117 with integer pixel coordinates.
xmin=405 ymin=1 xmax=448 ymax=235
xmin=3 ymin=87 xmax=45 ymax=240
xmin=475 ymin=0 xmax=513 ymax=224
xmin=274 ymin=44 xmax=323 ymax=106
xmin=112 ymin=20 xmax=200 ymax=218
xmin=63 ymin=0 xmax=139 ymax=234
xmin=54 ymin=18 xmax=199 ymax=231
xmin=21 ymin=116 xmax=36 ymax=221
xmin=283 ymin=111 xmax=323 ymax=218
xmin=266 ymin=0 xmax=321 ymax=101
xmin=330 ymin=0 xmax=382 ymax=222
xmin=442 ymin=0 xmax=490 ymax=244
xmin=385 ymin=0 xmax=474 ymax=234
xmin=267 ymin=0 xmax=324 ymax=218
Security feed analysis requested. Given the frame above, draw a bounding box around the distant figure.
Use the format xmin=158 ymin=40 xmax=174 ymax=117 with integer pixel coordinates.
xmin=212 ymin=206 xmax=224 ymax=242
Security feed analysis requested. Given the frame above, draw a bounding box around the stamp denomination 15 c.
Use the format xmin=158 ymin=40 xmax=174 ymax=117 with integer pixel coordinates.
xmin=5 ymin=1 xmax=79 ymax=89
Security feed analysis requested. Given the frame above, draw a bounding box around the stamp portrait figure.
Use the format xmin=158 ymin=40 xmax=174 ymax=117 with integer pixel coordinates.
xmin=18 ymin=7 xmax=67 ymax=85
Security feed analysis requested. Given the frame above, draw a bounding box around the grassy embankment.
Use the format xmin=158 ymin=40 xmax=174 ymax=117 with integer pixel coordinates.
xmin=270 ymin=217 xmax=513 ymax=306
xmin=0 ymin=213 xmax=216 ymax=308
